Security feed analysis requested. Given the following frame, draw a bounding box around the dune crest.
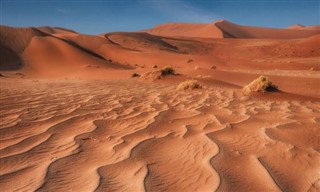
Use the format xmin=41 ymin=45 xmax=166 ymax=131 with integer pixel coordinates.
xmin=143 ymin=20 xmax=320 ymax=39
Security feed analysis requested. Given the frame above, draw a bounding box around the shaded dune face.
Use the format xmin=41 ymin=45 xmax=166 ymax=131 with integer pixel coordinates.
xmin=0 ymin=80 xmax=319 ymax=191
xmin=37 ymin=26 xmax=78 ymax=35
xmin=0 ymin=26 xmax=131 ymax=75
xmin=0 ymin=26 xmax=49 ymax=70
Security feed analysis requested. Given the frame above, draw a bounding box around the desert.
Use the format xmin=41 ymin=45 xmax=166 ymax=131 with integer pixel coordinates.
xmin=0 ymin=16 xmax=320 ymax=192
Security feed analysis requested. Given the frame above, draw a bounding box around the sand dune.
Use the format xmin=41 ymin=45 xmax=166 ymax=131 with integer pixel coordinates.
xmin=215 ymin=20 xmax=320 ymax=39
xmin=0 ymin=26 xmax=48 ymax=70
xmin=287 ymin=24 xmax=320 ymax=31
xmin=1 ymin=23 xmax=319 ymax=77
xmin=22 ymin=36 xmax=125 ymax=77
xmin=141 ymin=21 xmax=224 ymax=38
xmin=1 ymin=20 xmax=320 ymax=191
xmin=0 ymin=26 xmax=130 ymax=77
xmin=143 ymin=20 xmax=320 ymax=39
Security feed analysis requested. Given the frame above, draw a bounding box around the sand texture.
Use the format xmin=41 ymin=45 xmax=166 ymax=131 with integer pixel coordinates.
xmin=0 ymin=79 xmax=319 ymax=191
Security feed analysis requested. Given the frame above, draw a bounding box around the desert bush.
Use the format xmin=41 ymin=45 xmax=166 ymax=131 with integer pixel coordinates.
xmin=161 ymin=66 xmax=175 ymax=76
xmin=177 ymin=80 xmax=202 ymax=90
xmin=187 ymin=59 xmax=194 ymax=63
xmin=141 ymin=71 xmax=162 ymax=80
xmin=242 ymin=76 xmax=278 ymax=95
xmin=211 ymin=65 xmax=216 ymax=70
xmin=153 ymin=64 xmax=158 ymax=68
xmin=131 ymin=73 xmax=140 ymax=78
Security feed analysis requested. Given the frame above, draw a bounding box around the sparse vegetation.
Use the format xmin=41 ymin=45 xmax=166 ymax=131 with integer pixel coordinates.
xmin=153 ymin=64 xmax=158 ymax=68
xmin=161 ymin=66 xmax=175 ymax=76
xmin=141 ymin=66 xmax=176 ymax=80
xmin=211 ymin=65 xmax=216 ymax=70
xmin=242 ymin=76 xmax=278 ymax=95
xmin=177 ymin=80 xmax=202 ymax=90
xmin=131 ymin=73 xmax=140 ymax=78
xmin=187 ymin=59 xmax=193 ymax=63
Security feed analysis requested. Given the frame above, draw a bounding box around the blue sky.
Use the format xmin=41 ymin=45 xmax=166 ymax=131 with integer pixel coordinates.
xmin=1 ymin=0 xmax=319 ymax=34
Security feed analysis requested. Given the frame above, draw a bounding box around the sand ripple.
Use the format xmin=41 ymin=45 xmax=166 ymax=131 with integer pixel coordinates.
xmin=0 ymin=79 xmax=319 ymax=191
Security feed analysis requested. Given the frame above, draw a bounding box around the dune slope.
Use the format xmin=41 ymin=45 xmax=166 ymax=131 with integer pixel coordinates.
xmin=143 ymin=20 xmax=320 ymax=39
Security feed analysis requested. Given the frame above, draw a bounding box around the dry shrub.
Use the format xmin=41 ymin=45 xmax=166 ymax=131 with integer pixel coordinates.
xmin=141 ymin=71 xmax=162 ymax=80
xmin=177 ymin=80 xmax=202 ymax=90
xmin=161 ymin=66 xmax=175 ymax=76
xmin=187 ymin=59 xmax=193 ymax=63
xmin=242 ymin=76 xmax=278 ymax=95
xmin=141 ymin=66 xmax=176 ymax=80
xmin=131 ymin=73 xmax=140 ymax=78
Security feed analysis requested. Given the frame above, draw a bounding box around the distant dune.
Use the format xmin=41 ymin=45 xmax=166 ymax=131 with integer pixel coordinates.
xmin=143 ymin=20 xmax=320 ymax=39
xmin=287 ymin=24 xmax=320 ymax=31
xmin=1 ymin=20 xmax=320 ymax=78
xmin=141 ymin=21 xmax=224 ymax=38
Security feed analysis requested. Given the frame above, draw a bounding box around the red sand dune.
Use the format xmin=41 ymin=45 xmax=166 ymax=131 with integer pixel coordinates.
xmin=0 ymin=20 xmax=320 ymax=191
xmin=143 ymin=20 xmax=320 ymax=39
xmin=0 ymin=26 xmax=48 ymax=70
xmin=0 ymin=25 xmax=130 ymax=77
xmin=141 ymin=21 xmax=224 ymax=38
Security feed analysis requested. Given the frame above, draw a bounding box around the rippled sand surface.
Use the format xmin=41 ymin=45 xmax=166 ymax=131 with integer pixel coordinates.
xmin=1 ymin=79 xmax=320 ymax=191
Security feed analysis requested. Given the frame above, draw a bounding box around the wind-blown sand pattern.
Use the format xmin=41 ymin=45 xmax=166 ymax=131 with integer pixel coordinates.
xmin=1 ymin=79 xmax=319 ymax=192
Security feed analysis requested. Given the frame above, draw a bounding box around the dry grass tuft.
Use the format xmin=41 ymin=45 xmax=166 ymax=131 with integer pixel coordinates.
xmin=141 ymin=66 xmax=176 ymax=80
xmin=242 ymin=76 xmax=278 ymax=95
xmin=177 ymin=80 xmax=202 ymax=90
